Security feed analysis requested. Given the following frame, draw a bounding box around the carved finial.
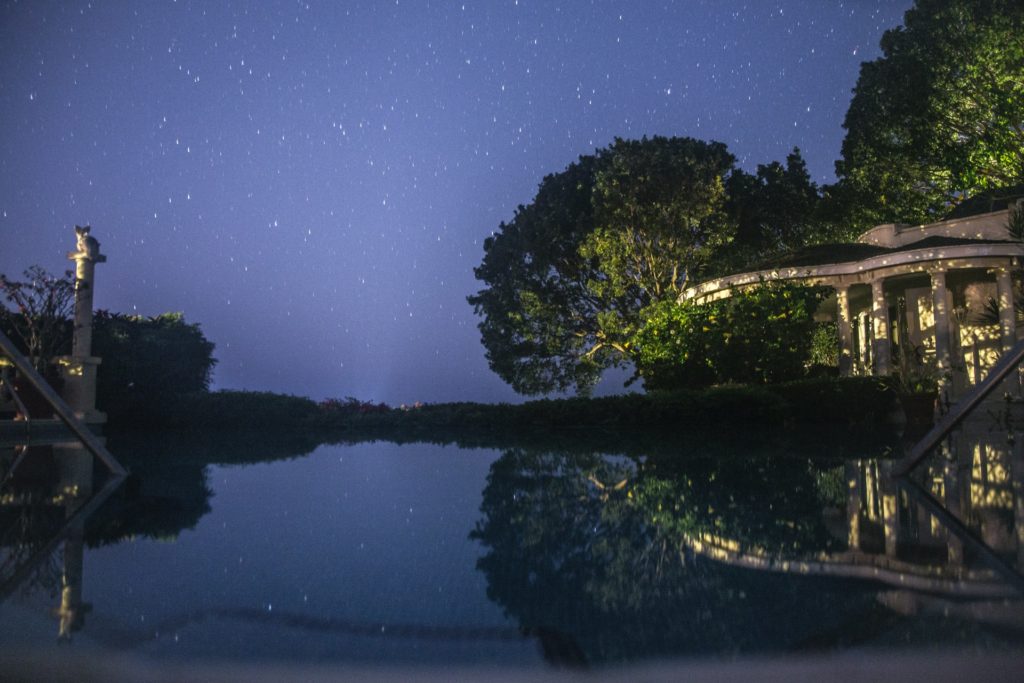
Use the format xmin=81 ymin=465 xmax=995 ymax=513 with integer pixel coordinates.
xmin=71 ymin=225 xmax=105 ymax=262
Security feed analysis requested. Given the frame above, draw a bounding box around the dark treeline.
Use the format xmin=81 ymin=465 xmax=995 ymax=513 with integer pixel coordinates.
xmin=109 ymin=377 xmax=903 ymax=463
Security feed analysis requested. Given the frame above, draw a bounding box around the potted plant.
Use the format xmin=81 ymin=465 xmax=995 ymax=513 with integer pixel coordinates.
xmin=892 ymin=342 xmax=941 ymax=430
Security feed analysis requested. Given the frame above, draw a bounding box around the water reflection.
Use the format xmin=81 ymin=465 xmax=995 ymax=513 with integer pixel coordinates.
xmin=0 ymin=431 xmax=320 ymax=643
xmin=0 ymin=441 xmax=118 ymax=639
xmin=472 ymin=419 xmax=1024 ymax=664
xmin=2 ymin=422 xmax=1022 ymax=665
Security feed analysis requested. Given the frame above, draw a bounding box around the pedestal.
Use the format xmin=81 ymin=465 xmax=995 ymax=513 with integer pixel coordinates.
xmin=58 ymin=356 xmax=106 ymax=424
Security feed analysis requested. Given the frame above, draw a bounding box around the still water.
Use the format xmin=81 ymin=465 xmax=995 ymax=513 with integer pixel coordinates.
xmin=2 ymin=421 xmax=1023 ymax=670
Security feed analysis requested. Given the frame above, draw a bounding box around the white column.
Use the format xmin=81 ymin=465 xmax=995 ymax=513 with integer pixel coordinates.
xmin=930 ymin=270 xmax=952 ymax=398
xmin=995 ymin=266 xmax=1016 ymax=353
xmin=836 ymin=285 xmax=854 ymax=377
xmin=859 ymin=311 xmax=872 ymax=373
xmin=60 ymin=228 xmax=107 ymax=423
xmin=871 ymin=278 xmax=891 ymax=376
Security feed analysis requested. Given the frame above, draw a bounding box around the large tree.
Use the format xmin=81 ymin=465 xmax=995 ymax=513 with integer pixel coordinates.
xmin=838 ymin=0 xmax=1024 ymax=227
xmin=469 ymin=136 xmax=737 ymax=395
xmin=724 ymin=149 xmax=822 ymax=269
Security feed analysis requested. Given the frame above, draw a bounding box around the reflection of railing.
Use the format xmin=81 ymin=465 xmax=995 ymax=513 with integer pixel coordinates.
xmin=898 ymin=477 xmax=1024 ymax=595
xmin=893 ymin=336 xmax=1024 ymax=596
xmin=0 ymin=472 xmax=122 ymax=602
xmin=896 ymin=337 xmax=1024 ymax=477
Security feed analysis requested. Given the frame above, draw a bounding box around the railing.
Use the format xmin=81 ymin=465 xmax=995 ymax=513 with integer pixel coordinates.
xmin=0 ymin=363 xmax=31 ymax=429
xmin=0 ymin=328 xmax=125 ymax=477
xmin=893 ymin=336 xmax=1024 ymax=595
xmin=894 ymin=336 xmax=1024 ymax=477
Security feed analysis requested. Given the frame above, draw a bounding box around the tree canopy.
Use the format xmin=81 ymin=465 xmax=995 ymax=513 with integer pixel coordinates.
xmin=837 ymin=0 xmax=1024 ymax=227
xmin=471 ymin=447 xmax=859 ymax=663
xmin=469 ymin=136 xmax=823 ymax=395
xmin=93 ymin=311 xmax=217 ymax=423
xmin=469 ymin=137 xmax=737 ymax=394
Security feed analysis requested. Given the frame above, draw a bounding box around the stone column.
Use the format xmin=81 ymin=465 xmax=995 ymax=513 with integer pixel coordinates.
xmin=995 ymin=266 xmax=1016 ymax=353
xmin=930 ymin=269 xmax=952 ymax=398
xmin=857 ymin=311 xmax=872 ymax=374
xmin=871 ymin=278 xmax=891 ymax=375
xmin=836 ymin=285 xmax=854 ymax=377
xmin=60 ymin=227 xmax=106 ymax=424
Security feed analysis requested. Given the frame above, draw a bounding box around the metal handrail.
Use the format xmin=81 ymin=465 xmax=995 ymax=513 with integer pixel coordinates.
xmin=898 ymin=477 xmax=1024 ymax=595
xmin=0 ymin=328 xmax=125 ymax=476
xmin=0 ymin=364 xmax=31 ymax=430
xmin=893 ymin=336 xmax=1024 ymax=476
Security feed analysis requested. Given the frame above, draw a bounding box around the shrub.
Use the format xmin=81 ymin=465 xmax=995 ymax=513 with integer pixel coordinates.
xmin=633 ymin=283 xmax=828 ymax=391
xmin=93 ymin=311 xmax=217 ymax=423
xmin=808 ymin=321 xmax=839 ymax=367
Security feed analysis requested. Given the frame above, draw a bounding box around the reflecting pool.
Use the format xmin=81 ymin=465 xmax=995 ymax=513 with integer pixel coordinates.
xmin=2 ymin=419 xmax=1023 ymax=672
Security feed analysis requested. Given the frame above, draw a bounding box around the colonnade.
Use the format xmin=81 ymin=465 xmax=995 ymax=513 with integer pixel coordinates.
xmin=833 ymin=261 xmax=1019 ymax=390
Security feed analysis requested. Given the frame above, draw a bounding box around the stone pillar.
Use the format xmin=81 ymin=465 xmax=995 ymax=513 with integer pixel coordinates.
xmin=930 ymin=269 xmax=952 ymax=399
xmin=60 ymin=227 xmax=106 ymax=424
xmin=836 ymin=285 xmax=854 ymax=377
xmin=857 ymin=311 xmax=872 ymax=374
xmin=995 ymin=266 xmax=1016 ymax=353
xmin=871 ymin=278 xmax=891 ymax=375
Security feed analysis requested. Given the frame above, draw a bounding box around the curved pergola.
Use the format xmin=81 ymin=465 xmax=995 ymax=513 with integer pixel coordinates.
xmin=681 ymin=208 xmax=1024 ymax=385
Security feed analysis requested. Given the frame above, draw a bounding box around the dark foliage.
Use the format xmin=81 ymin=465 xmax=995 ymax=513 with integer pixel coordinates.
xmin=92 ymin=311 xmax=217 ymax=424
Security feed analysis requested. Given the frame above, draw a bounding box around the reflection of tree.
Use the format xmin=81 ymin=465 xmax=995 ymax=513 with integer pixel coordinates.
xmin=472 ymin=448 xmax=878 ymax=664
xmin=636 ymin=456 xmax=842 ymax=557
xmin=1 ymin=432 xmax=325 ymax=643
xmin=87 ymin=430 xmax=323 ymax=545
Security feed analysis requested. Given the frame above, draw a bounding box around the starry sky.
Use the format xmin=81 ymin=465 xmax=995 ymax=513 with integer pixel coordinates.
xmin=0 ymin=0 xmax=912 ymax=405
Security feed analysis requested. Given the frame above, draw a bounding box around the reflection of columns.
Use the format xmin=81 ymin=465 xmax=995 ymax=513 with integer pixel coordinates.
xmin=1012 ymin=433 xmax=1024 ymax=569
xmin=871 ymin=278 xmax=891 ymax=375
xmin=942 ymin=441 xmax=964 ymax=566
xmin=846 ymin=460 xmax=861 ymax=550
xmin=879 ymin=460 xmax=900 ymax=557
xmin=837 ymin=286 xmax=854 ymax=377
xmin=995 ymin=266 xmax=1016 ymax=353
xmin=930 ymin=270 xmax=952 ymax=374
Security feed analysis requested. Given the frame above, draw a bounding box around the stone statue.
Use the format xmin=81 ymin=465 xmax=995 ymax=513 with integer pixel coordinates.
xmin=74 ymin=225 xmax=101 ymax=260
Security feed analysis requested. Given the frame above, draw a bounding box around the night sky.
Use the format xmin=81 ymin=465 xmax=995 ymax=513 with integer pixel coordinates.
xmin=0 ymin=1 xmax=911 ymax=405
